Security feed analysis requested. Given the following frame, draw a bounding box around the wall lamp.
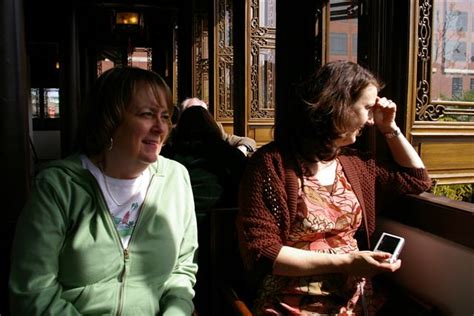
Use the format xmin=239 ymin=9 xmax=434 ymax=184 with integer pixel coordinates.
xmin=115 ymin=12 xmax=140 ymax=25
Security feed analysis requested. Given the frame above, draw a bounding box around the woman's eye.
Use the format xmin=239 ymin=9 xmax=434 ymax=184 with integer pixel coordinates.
xmin=141 ymin=111 xmax=154 ymax=117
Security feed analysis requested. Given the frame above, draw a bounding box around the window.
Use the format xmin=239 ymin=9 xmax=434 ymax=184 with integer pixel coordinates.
xmin=329 ymin=33 xmax=348 ymax=55
xmin=328 ymin=0 xmax=358 ymax=63
xmin=411 ymin=0 xmax=474 ymax=192
xmin=31 ymin=88 xmax=60 ymax=130
xmin=128 ymin=47 xmax=152 ymax=70
xmin=444 ymin=41 xmax=467 ymax=62
xmin=446 ymin=11 xmax=468 ymax=32
xmin=452 ymin=77 xmax=463 ymax=98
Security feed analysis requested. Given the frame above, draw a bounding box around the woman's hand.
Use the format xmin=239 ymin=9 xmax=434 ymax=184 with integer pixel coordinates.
xmin=274 ymin=246 xmax=402 ymax=277
xmin=373 ymin=97 xmax=426 ymax=168
xmin=347 ymin=251 xmax=401 ymax=278
xmin=374 ymin=97 xmax=398 ymax=134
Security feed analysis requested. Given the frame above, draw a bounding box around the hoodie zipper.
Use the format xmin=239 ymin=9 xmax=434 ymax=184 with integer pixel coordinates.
xmin=114 ymin=173 xmax=154 ymax=316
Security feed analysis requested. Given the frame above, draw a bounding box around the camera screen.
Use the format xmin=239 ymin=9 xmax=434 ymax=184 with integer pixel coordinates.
xmin=378 ymin=235 xmax=400 ymax=253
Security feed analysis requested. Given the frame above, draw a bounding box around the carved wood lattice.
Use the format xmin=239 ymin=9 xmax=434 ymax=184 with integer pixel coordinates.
xmin=193 ymin=14 xmax=209 ymax=103
xmin=416 ymin=0 xmax=445 ymax=121
xmin=216 ymin=0 xmax=234 ymax=119
xmin=249 ymin=0 xmax=276 ymax=120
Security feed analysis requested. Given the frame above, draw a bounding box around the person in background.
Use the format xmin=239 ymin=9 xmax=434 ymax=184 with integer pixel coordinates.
xmin=9 ymin=67 xmax=198 ymax=315
xmin=179 ymin=97 xmax=257 ymax=156
xmin=164 ymin=105 xmax=247 ymax=211
xmin=162 ymin=105 xmax=247 ymax=315
xmin=236 ymin=61 xmax=432 ymax=315
xmin=171 ymin=104 xmax=181 ymax=128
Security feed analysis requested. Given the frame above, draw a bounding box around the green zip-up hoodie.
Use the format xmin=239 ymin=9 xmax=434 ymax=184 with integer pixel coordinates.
xmin=10 ymin=155 xmax=198 ymax=315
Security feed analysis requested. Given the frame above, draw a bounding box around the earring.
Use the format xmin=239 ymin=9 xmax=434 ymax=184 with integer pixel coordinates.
xmin=108 ymin=138 xmax=114 ymax=151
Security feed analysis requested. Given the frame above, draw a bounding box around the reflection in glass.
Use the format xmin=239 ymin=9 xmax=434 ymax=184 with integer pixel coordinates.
xmin=431 ymin=0 xmax=474 ymax=122
xmin=258 ymin=49 xmax=275 ymax=109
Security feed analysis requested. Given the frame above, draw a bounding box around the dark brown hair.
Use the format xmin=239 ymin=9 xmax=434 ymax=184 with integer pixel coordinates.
xmin=77 ymin=66 xmax=173 ymax=156
xmin=173 ymin=106 xmax=223 ymax=147
xmin=275 ymin=60 xmax=381 ymax=164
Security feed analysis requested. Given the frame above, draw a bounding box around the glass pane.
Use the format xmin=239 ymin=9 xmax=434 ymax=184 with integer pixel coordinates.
xmin=258 ymin=49 xmax=275 ymax=109
xmin=224 ymin=65 xmax=233 ymax=110
xmin=259 ymin=0 xmax=276 ymax=28
xmin=431 ymin=0 xmax=474 ymax=122
xmin=219 ymin=62 xmax=234 ymax=111
xmin=31 ymin=88 xmax=40 ymax=118
xmin=328 ymin=0 xmax=358 ymax=63
xmin=224 ymin=0 xmax=233 ymax=47
xmin=44 ymin=88 xmax=59 ymax=118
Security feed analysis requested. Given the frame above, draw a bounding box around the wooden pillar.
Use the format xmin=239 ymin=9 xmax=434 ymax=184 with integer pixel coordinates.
xmin=60 ymin=7 xmax=81 ymax=157
xmin=0 ymin=0 xmax=31 ymax=214
xmin=275 ymin=0 xmax=319 ymax=143
xmin=177 ymin=0 xmax=194 ymax=102
xmin=231 ymin=0 xmax=248 ymax=136
xmin=0 ymin=0 xmax=30 ymax=312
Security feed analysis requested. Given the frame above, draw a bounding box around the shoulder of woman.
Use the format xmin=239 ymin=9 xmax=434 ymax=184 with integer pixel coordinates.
xmin=155 ymin=155 xmax=189 ymax=176
xmin=340 ymin=147 xmax=373 ymax=162
xmin=248 ymin=141 xmax=280 ymax=159
xmin=244 ymin=142 xmax=289 ymax=182
xmin=35 ymin=154 xmax=86 ymax=180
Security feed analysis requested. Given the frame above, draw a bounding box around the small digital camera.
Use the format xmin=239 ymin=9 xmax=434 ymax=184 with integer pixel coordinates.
xmin=373 ymin=232 xmax=405 ymax=264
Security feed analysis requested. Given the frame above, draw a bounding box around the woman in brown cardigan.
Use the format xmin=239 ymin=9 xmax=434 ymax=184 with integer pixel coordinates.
xmin=236 ymin=61 xmax=432 ymax=315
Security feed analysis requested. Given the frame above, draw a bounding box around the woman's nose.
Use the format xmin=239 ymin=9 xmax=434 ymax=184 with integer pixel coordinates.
xmin=366 ymin=112 xmax=375 ymax=125
xmin=152 ymin=117 xmax=168 ymax=134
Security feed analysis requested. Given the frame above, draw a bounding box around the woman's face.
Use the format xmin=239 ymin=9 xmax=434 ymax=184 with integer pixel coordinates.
xmin=335 ymin=84 xmax=377 ymax=147
xmin=110 ymin=84 xmax=170 ymax=173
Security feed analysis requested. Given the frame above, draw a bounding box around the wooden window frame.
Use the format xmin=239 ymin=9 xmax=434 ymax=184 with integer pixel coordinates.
xmin=406 ymin=0 xmax=474 ymax=185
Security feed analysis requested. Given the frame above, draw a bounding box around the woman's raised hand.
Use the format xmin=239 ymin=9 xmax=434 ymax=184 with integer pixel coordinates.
xmin=374 ymin=97 xmax=398 ymax=134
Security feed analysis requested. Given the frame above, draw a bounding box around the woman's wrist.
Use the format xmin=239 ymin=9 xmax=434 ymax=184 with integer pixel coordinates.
xmin=378 ymin=124 xmax=399 ymax=135
xmin=383 ymin=127 xmax=401 ymax=139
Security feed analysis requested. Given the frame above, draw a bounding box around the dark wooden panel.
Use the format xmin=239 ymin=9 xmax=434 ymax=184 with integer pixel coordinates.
xmin=383 ymin=193 xmax=474 ymax=249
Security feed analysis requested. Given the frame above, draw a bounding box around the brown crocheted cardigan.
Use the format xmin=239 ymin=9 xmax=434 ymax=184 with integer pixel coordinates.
xmin=236 ymin=142 xmax=431 ymax=274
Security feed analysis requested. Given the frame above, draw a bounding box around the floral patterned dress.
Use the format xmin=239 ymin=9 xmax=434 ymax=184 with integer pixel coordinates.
xmin=255 ymin=160 xmax=371 ymax=316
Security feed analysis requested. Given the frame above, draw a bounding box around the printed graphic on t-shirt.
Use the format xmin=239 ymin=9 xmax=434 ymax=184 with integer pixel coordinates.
xmin=113 ymin=202 xmax=139 ymax=238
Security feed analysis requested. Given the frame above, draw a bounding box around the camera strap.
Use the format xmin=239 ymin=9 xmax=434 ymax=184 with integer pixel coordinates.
xmin=359 ymin=282 xmax=369 ymax=316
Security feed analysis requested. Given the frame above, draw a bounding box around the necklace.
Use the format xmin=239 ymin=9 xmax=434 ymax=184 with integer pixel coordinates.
xmin=101 ymin=168 xmax=148 ymax=207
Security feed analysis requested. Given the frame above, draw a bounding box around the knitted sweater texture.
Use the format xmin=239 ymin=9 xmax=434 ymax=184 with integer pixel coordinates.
xmin=237 ymin=142 xmax=431 ymax=273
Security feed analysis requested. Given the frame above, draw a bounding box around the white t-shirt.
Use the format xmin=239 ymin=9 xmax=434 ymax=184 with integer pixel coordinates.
xmin=81 ymin=155 xmax=150 ymax=247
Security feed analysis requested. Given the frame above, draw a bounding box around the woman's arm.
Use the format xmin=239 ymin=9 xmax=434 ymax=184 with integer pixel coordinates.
xmin=160 ymin=167 xmax=198 ymax=316
xmin=237 ymin=148 xmax=287 ymax=271
xmin=273 ymin=246 xmax=400 ymax=278
xmin=374 ymin=97 xmax=424 ymax=168
xmin=9 ymin=176 xmax=81 ymax=315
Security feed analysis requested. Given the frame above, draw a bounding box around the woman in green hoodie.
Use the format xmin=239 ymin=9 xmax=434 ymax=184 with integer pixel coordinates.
xmin=9 ymin=67 xmax=198 ymax=315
